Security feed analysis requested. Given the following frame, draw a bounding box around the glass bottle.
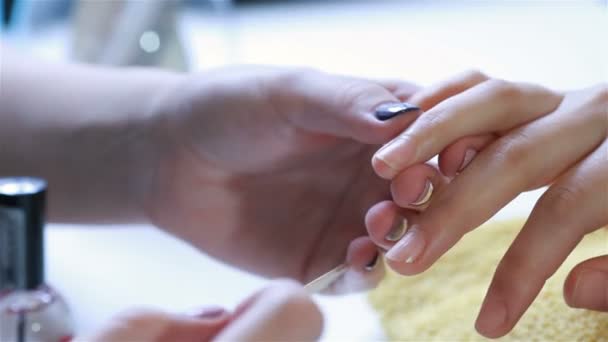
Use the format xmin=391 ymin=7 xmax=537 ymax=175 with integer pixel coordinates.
xmin=0 ymin=177 xmax=74 ymax=342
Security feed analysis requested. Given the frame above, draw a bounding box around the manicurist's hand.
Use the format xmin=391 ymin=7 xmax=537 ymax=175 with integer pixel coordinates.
xmin=85 ymin=280 xmax=323 ymax=342
xmin=364 ymin=71 xmax=607 ymax=337
xmin=1 ymin=49 xmax=423 ymax=291
xmin=143 ymin=66 xmax=424 ymax=290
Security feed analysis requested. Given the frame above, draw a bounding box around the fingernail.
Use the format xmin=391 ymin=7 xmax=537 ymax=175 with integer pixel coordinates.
xmin=410 ymin=180 xmax=434 ymax=206
xmin=459 ymin=148 xmax=477 ymax=172
xmin=365 ymin=252 xmax=380 ymax=271
xmin=572 ymin=269 xmax=608 ymax=310
xmin=385 ymin=216 xmax=408 ymax=242
xmin=385 ymin=226 xmax=425 ymax=264
xmin=476 ymin=298 xmax=507 ymax=335
xmin=188 ymin=306 xmax=228 ymax=319
xmin=374 ymin=102 xmax=420 ymax=121
xmin=373 ymin=135 xmax=416 ymax=179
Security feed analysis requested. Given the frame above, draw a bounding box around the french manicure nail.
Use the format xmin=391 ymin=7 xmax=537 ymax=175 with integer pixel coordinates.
xmin=365 ymin=252 xmax=380 ymax=271
xmin=374 ymin=102 xmax=420 ymax=121
xmin=459 ymin=148 xmax=477 ymax=172
xmin=373 ymin=134 xmax=416 ymax=179
xmin=385 ymin=216 xmax=408 ymax=242
xmin=572 ymin=270 xmax=608 ymax=310
xmin=385 ymin=226 xmax=426 ymax=264
xmin=410 ymin=180 xmax=434 ymax=206
xmin=476 ymin=298 xmax=507 ymax=335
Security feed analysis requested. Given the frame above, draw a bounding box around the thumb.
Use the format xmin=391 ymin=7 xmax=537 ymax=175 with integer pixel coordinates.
xmin=564 ymin=255 xmax=608 ymax=311
xmin=213 ymin=279 xmax=324 ymax=342
xmin=277 ymin=69 xmax=421 ymax=144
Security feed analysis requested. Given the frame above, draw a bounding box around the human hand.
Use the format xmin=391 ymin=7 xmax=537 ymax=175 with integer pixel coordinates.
xmin=84 ymin=280 xmax=322 ymax=342
xmin=141 ymin=66 xmax=421 ymax=291
xmin=364 ymin=71 xmax=607 ymax=337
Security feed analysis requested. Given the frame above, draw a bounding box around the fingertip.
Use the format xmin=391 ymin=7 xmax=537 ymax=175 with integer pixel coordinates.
xmin=563 ymin=256 xmax=608 ymax=311
xmin=390 ymin=163 xmax=442 ymax=209
xmin=365 ymin=201 xmax=406 ymax=249
xmin=474 ymin=296 xmax=510 ymax=339
xmin=372 ymin=154 xmax=398 ymax=180
xmin=346 ymin=236 xmax=378 ymax=269
xmin=384 ymin=226 xmax=429 ymax=276
xmin=563 ymin=269 xmax=579 ymax=308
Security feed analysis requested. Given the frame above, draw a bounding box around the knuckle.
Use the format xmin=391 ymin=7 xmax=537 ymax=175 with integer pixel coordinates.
xmin=590 ymin=83 xmax=608 ymax=107
xmin=270 ymin=67 xmax=323 ymax=96
xmin=462 ymin=69 xmax=489 ymax=83
xmin=485 ymin=79 xmax=522 ymax=101
xmin=537 ymin=184 xmax=584 ymax=222
xmin=496 ymin=251 xmax=550 ymax=294
xmin=338 ymin=80 xmax=380 ymax=111
xmin=415 ymin=107 xmax=449 ymax=134
xmin=491 ymin=130 xmax=532 ymax=170
xmin=584 ymin=83 xmax=608 ymax=120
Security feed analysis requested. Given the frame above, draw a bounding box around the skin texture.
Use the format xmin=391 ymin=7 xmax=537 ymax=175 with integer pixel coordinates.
xmin=366 ymin=71 xmax=608 ymax=338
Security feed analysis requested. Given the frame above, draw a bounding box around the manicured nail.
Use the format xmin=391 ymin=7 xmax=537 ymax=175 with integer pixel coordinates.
xmin=373 ymin=135 xmax=417 ymax=179
xmin=365 ymin=252 xmax=380 ymax=271
xmin=410 ymin=180 xmax=434 ymax=206
xmin=572 ymin=269 xmax=608 ymax=310
xmin=385 ymin=216 xmax=408 ymax=242
xmin=459 ymin=148 xmax=477 ymax=172
xmin=385 ymin=226 xmax=425 ymax=264
xmin=188 ymin=306 xmax=228 ymax=319
xmin=476 ymin=298 xmax=507 ymax=335
xmin=374 ymin=102 xmax=420 ymax=121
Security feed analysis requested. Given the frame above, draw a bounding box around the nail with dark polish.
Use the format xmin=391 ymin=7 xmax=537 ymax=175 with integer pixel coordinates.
xmin=375 ymin=102 xmax=420 ymax=121
xmin=365 ymin=252 xmax=380 ymax=271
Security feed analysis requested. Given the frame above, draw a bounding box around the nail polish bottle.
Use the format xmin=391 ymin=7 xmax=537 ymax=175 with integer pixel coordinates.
xmin=0 ymin=177 xmax=74 ymax=342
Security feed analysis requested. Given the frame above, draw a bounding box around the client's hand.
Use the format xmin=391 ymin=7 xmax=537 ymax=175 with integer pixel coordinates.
xmin=84 ymin=280 xmax=322 ymax=342
xmin=365 ymin=71 xmax=607 ymax=337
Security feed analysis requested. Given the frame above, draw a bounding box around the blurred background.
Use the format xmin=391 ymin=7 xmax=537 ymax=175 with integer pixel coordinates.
xmin=1 ymin=0 xmax=606 ymax=340
xmin=2 ymin=0 xmax=606 ymax=87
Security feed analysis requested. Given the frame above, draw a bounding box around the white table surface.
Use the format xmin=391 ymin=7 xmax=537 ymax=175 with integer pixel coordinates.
xmin=21 ymin=0 xmax=607 ymax=339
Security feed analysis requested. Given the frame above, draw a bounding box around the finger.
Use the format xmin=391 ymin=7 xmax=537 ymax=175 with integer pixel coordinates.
xmin=383 ymin=89 xmax=607 ymax=275
xmin=370 ymin=70 xmax=489 ymax=152
xmin=407 ymin=69 xmax=489 ymax=110
xmin=372 ymin=80 xmax=562 ymax=179
xmin=565 ymin=255 xmax=608 ymax=311
xmin=87 ymin=308 xmax=230 ymax=342
xmin=365 ymin=201 xmax=419 ymax=250
xmin=391 ymin=163 xmax=449 ymax=211
xmin=438 ymin=134 xmax=496 ymax=178
xmin=476 ymin=140 xmax=608 ymax=338
xmin=215 ymin=280 xmax=324 ymax=342
xmin=319 ymin=236 xmax=385 ymax=295
xmin=282 ymin=69 xmax=422 ymax=144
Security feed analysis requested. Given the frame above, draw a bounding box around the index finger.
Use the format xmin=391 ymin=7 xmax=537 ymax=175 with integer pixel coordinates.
xmin=372 ymin=80 xmax=561 ymax=179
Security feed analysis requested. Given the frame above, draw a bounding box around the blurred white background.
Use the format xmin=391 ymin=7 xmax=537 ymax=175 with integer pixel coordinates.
xmin=2 ymin=0 xmax=606 ymax=340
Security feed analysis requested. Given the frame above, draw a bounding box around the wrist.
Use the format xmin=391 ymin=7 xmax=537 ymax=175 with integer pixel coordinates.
xmin=122 ymin=69 xmax=187 ymax=224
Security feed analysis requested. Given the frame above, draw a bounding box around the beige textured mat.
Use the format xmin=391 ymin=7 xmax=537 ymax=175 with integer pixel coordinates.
xmin=369 ymin=219 xmax=607 ymax=341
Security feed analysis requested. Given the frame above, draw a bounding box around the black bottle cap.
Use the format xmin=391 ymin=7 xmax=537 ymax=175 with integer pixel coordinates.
xmin=0 ymin=177 xmax=47 ymax=290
